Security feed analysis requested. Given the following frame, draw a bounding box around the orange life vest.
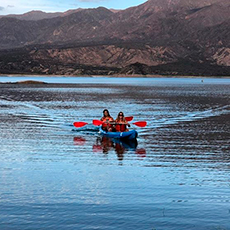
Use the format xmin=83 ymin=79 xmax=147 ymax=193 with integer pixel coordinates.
xmin=115 ymin=123 xmax=126 ymax=132
xmin=101 ymin=117 xmax=113 ymax=129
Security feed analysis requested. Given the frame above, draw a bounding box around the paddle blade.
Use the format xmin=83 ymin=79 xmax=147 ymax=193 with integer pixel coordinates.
xmin=125 ymin=116 xmax=133 ymax=122
xmin=92 ymin=120 xmax=103 ymax=126
xmin=73 ymin=122 xmax=88 ymax=128
xmin=133 ymin=121 xmax=147 ymax=127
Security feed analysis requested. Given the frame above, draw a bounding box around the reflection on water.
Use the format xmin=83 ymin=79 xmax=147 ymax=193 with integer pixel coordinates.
xmin=74 ymin=135 xmax=143 ymax=162
xmin=93 ymin=136 xmax=139 ymax=161
xmin=0 ymin=77 xmax=230 ymax=230
xmin=73 ymin=136 xmax=86 ymax=146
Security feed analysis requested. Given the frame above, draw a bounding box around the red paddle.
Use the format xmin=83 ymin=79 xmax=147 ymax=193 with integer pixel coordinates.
xmin=92 ymin=120 xmax=103 ymax=126
xmin=132 ymin=121 xmax=147 ymax=127
xmin=92 ymin=120 xmax=147 ymax=127
xmin=125 ymin=116 xmax=133 ymax=122
xmin=73 ymin=122 xmax=88 ymax=128
xmin=93 ymin=117 xmax=133 ymax=125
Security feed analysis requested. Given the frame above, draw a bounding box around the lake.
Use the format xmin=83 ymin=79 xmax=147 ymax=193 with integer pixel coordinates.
xmin=0 ymin=76 xmax=230 ymax=230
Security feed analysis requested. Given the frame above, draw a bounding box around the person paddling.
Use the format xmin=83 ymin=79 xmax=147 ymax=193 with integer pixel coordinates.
xmin=101 ymin=109 xmax=114 ymax=131
xmin=115 ymin=112 xmax=130 ymax=132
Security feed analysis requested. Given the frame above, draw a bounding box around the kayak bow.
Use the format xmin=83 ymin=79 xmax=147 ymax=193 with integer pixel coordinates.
xmin=99 ymin=126 xmax=138 ymax=140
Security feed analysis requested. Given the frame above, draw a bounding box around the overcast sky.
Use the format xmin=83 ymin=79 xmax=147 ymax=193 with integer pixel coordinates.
xmin=0 ymin=0 xmax=147 ymax=15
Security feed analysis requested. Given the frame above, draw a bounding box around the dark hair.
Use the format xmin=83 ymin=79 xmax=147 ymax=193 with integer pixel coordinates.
xmin=103 ymin=109 xmax=111 ymax=117
xmin=116 ymin=111 xmax=125 ymax=121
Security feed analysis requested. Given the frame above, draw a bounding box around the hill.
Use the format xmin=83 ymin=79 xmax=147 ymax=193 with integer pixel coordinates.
xmin=0 ymin=0 xmax=230 ymax=76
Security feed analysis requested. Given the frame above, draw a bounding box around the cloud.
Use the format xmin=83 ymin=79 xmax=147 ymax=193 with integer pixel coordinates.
xmin=7 ymin=5 xmax=15 ymax=8
xmin=0 ymin=6 xmax=4 ymax=11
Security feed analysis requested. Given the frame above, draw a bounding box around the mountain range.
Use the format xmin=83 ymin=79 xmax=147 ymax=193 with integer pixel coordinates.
xmin=0 ymin=0 xmax=230 ymax=76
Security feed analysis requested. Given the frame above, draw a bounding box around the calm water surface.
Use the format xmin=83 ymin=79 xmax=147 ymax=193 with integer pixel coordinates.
xmin=0 ymin=77 xmax=230 ymax=230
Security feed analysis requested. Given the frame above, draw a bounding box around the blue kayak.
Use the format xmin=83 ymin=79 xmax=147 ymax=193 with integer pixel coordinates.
xmin=99 ymin=127 xmax=138 ymax=140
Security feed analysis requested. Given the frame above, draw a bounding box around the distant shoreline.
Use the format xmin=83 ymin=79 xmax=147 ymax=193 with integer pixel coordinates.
xmin=0 ymin=74 xmax=230 ymax=79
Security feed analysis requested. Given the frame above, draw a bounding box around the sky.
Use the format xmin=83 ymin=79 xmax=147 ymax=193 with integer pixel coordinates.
xmin=0 ymin=0 xmax=147 ymax=15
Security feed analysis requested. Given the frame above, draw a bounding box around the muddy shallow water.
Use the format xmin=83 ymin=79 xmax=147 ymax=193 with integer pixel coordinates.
xmin=0 ymin=77 xmax=230 ymax=230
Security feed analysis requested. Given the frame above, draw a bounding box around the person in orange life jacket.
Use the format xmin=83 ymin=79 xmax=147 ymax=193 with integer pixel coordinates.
xmin=101 ymin=109 xmax=114 ymax=131
xmin=115 ymin=111 xmax=130 ymax=132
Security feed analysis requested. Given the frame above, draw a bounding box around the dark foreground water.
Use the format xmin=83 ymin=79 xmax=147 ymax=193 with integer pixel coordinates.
xmin=0 ymin=77 xmax=230 ymax=230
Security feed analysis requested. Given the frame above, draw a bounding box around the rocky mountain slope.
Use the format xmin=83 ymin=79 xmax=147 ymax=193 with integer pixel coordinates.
xmin=0 ymin=0 xmax=230 ymax=76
